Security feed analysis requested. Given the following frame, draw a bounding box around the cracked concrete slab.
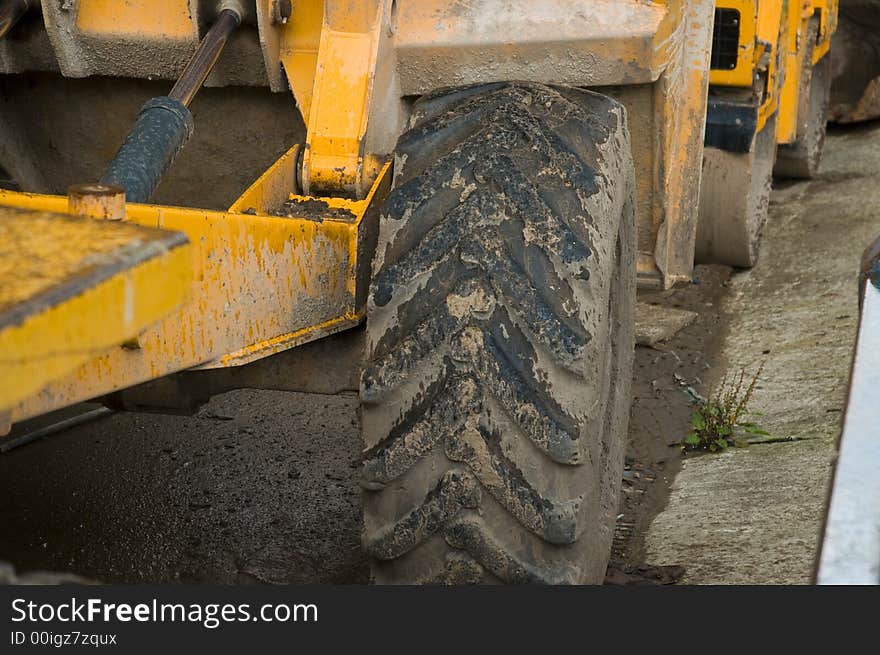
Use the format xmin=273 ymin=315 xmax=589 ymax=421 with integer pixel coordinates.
xmin=635 ymin=302 xmax=699 ymax=348
xmin=645 ymin=124 xmax=880 ymax=584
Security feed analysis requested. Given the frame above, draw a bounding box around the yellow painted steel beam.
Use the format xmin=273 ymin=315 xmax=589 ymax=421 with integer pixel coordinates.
xmin=272 ymin=0 xmax=324 ymax=123
xmin=0 ymin=160 xmax=391 ymax=424
xmin=255 ymin=0 xmax=392 ymax=198
xmin=651 ymin=0 xmax=715 ymax=288
xmin=300 ymin=0 xmax=389 ymax=198
xmin=776 ymin=0 xmax=837 ymax=143
xmin=0 ymin=206 xmax=191 ymax=414
xmin=777 ymin=0 xmax=808 ymax=144
xmin=754 ymin=0 xmax=787 ymax=133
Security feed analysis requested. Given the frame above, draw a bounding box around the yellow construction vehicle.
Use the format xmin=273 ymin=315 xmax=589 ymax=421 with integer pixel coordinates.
xmin=698 ymin=0 xmax=837 ymax=266
xmin=0 ymin=1 xmax=836 ymax=584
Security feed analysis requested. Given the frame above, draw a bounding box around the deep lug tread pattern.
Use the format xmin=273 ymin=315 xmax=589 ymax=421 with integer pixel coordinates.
xmin=361 ymin=82 xmax=636 ymax=584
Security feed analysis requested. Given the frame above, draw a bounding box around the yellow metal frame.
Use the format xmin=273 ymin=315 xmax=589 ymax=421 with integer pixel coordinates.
xmin=777 ymin=0 xmax=838 ymax=144
xmin=0 ymin=156 xmax=390 ymax=423
xmin=649 ymin=0 xmax=717 ymax=287
xmin=259 ymin=0 xmax=397 ymax=199
xmin=813 ymin=0 xmax=838 ymax=63
xmin=709 ymin=0 xmax=759 ymax=88
xmin=710 ymin=0 xmax=838 ymax=140
xmin=0 ymin=208 xmax=191 ymax=414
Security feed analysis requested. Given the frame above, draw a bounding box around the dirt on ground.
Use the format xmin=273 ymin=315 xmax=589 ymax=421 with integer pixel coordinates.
xmin=605 ymin=264 xmax=732 ymax=584
xmin=0 ymin=393 xmax=366 ymax=584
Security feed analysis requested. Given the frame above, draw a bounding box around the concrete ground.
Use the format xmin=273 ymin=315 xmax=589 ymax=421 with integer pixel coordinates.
xmin=644 ymin=123 xmax=880 ymax=584
xmin=1 ymin=124 xmax=877 ymax=586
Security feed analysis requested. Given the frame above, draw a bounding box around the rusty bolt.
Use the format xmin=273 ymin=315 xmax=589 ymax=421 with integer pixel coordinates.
xmin=272 ymin=0 xmax=292 ymax=25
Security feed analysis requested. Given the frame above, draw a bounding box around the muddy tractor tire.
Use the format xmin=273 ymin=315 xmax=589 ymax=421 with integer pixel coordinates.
xmin=696 ymin=113 xmax=778 ymax=268
xmin=359 ymin=82 xmax=637 ymax=584
xmin=775 ymin=20 xmax=831 ymax=179
xmin=830 ymin=0 xmax=880 ymax=124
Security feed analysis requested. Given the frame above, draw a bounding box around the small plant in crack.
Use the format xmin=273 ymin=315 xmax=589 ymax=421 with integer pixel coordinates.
xmin=683 ymin=363 xmax=768 ymax=453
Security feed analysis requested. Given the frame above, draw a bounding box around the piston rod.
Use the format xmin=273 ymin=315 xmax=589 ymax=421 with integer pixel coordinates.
xmin=99 ymin=5 xmax=242 ymax=204
xmin=169 ymin=6 xmax=242 ymax=108
xmin=0 ymin=0 xmax=30 ymax=40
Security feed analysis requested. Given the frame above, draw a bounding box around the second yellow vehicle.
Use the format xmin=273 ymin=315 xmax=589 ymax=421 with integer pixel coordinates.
xmin=699 ymin=0 xmax=837 ymax=266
